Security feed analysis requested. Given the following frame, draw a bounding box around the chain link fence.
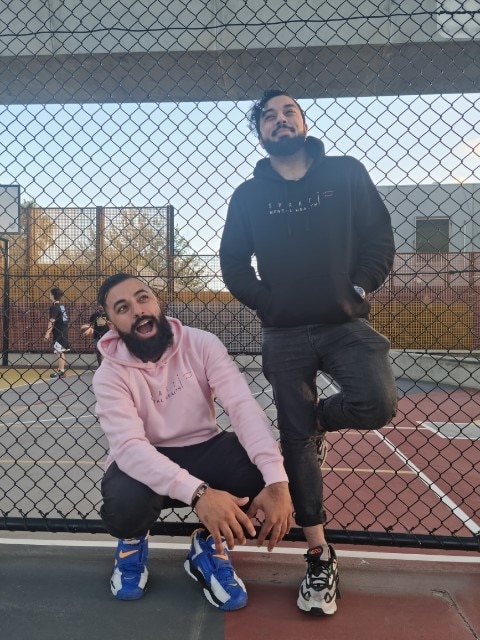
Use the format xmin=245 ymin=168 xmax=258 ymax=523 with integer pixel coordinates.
xmin=1 ymin=0 xmax=479 ymax=550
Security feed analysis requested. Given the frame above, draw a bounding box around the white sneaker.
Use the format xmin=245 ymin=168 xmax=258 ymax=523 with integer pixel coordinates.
xmin=297 ymin=544 xmax=340 ymax=616
xmin=315 ymin=433 xmax=328 ymax=468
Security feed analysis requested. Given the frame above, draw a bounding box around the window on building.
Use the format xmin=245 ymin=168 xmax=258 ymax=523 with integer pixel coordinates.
xmin=415 ymin=217 xmax=450 ymax=253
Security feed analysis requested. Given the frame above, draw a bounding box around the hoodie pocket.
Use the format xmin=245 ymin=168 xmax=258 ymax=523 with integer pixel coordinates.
xmin=260 ymin=275 xmax=369 ymax=326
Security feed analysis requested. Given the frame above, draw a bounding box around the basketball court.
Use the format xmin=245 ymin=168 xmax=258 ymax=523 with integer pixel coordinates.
xmin=1 ymin=362 xmax=479 ymax=639
xmin=1 ymin=365 xmax=479 ymax=541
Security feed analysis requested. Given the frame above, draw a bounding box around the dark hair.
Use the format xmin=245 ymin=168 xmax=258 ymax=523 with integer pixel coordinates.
xmin=97 ymin=273 xmax=137 ymax=310
xmin=51 ymin=287 xmax=64 ymax=300
xmin=248 ymin=89 xmax=306 ymax=135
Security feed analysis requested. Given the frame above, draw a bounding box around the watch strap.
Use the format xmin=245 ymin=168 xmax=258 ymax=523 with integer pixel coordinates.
xmin=191 ymin=482 xmax=209 ymax=508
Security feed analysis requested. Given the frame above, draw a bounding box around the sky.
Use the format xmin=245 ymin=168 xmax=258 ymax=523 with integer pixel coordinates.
xmin=1 ymin=92 xmax=480 ymax=253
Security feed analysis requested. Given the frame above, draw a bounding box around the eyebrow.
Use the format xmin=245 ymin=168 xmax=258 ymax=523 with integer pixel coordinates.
xmin=111 ymin=288 xmax=150 ymax=311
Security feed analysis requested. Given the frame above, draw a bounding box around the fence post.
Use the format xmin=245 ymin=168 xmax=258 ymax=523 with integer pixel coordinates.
xmin=166 ymin=205 xmax=175 ymax=306
xmin=0 ymin=236 xmax=10 ymax=366
xmin=96 ymin=206 xmax=104 ymax=288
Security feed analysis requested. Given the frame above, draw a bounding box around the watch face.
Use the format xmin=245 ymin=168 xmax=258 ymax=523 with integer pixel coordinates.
xmin=354 ymin=285 xmax=366 ymax=300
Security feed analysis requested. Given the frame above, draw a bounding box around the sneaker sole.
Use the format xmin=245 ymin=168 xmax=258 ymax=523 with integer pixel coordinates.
xmin=184 ymin=558 xmax=247 ymax=611
xmin=297 ymin=595 xmax=337 ymax=616
xmin=112 ymin=586 xmax=147 ymax=601
xmin=110 ymin=563 xmax=149 ymax=601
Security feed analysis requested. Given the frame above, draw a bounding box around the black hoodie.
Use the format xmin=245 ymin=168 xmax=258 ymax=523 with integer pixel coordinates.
xmin=219 ymin=136 xmax=395 ymax=327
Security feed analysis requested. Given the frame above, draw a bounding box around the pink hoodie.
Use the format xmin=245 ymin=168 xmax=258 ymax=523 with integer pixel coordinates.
xmin=93 ymin=317 xmax=288 ymax=505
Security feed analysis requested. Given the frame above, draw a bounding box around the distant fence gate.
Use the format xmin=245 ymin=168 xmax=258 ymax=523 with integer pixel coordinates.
xmin=0 ymin=1 xmax=479 ymax=551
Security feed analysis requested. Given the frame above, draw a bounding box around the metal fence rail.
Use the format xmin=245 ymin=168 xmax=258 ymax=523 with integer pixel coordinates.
xmin=1 ymin=0 xmax=479 ymax=551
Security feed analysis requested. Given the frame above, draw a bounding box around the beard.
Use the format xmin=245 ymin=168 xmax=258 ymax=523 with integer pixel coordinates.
xmin=262 ymin=130 xmax=307 ymax=157
xmin=118 ymin=313 xmax=174 ymax=362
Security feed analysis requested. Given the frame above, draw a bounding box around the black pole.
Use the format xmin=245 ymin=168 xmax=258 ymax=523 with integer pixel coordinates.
xmin=166 ymin=205 xmax=175 ymax=305
xmin=95 ymin=206 xmax=105 ymax=293
xmin=0 ymin=237 xmax=10 ymax=366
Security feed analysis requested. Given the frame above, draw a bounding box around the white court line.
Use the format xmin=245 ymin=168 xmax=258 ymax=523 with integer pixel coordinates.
xmin=0 ymin=537 xmax=478 ymax=563
xmin=252 ymin=386 xmax=272 ymax=398
xmin=420 ymin=421 xmax=479 ymax=440
xmin=382 ymin=425 xmax=431 ymax=431
xmin=375 ymin=430 xmax=480 ymax=535
xmin=1 ymin=414 xmax=98 ymax=427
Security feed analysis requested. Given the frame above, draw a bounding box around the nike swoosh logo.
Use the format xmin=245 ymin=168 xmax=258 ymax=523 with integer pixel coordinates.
xmin=213 ymin=554 xmax=228 ymax=561
xmin=119 ymin=549 xmax=139 ymax=559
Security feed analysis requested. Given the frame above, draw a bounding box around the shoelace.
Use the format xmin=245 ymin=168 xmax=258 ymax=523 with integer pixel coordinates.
xmin=208 ymin=544 xmax=236 ymax=582
xmin=305 ymin=554 xmax=333 ymax=591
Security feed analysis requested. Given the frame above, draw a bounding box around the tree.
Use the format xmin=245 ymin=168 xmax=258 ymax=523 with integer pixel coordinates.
xmin=20 ymin=205 xmax=206 ymax=290
xmin=82 ymin=207 xmax=205 ymax=290
xmin=171 ymin=227 xmax=205 ymax=291
xmin=20 ymin=199 xmax=58 ymax=262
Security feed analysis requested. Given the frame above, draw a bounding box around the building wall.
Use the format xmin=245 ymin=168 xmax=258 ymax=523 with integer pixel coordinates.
xmin=379 ymin=183 xmax=480 ymax=253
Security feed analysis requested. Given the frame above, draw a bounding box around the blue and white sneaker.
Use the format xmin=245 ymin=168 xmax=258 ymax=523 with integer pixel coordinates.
xmin=110 ymin=536 xmax=149 ymax=600
xmin=184 ymin=528 xmax=248 ymax=611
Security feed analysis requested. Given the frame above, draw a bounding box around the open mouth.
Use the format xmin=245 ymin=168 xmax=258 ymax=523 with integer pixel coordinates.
xmin=134 ymin=318 xmax=156 ymax=336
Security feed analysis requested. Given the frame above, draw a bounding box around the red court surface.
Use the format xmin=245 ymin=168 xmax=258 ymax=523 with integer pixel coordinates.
xmin=322 ymin=387 xmax=480 ymax=542
xmin=225 ymin=549 xmax=480 ymax=640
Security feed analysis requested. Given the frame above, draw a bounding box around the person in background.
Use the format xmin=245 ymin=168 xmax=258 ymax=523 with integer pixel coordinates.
xmin=80 ymin=304 xmax=109 ymax=366
xmin=44 ymin=286 xmax=70 ymax=379
xmin=220 ymin=89 xmax=398 ymax=617
xmin=92 ymin=273 xmax=292 ymax=610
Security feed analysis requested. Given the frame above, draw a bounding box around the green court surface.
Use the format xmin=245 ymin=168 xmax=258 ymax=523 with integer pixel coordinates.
xmin=0 ymin=367 xmax=82 ymax=389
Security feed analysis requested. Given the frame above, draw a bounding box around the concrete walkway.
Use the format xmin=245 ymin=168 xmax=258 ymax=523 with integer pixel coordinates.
xmin=1 ymin=537 xmax=479 ymax=640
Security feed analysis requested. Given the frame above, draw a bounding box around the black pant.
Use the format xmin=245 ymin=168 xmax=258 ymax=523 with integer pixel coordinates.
xmin=100 ymin=431 xmax=265 ymax=539
xmin=262 ymin=319 xmax=398 ymax=528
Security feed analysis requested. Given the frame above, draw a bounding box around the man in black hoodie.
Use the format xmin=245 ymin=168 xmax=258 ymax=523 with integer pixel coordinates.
xmin=220 ymin=89 xmax=398 ymax=617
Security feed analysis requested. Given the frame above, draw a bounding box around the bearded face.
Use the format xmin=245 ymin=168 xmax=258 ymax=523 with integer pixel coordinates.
xmin=261 ymin=129 xmax=307 ymax=157
xmin=258 ymin=95 xmax=308 ymax=158
xmin=117 ymin=312 xmax=173 ymax=362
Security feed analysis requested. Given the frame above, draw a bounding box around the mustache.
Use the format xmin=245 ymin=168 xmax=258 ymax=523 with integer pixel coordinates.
xmin=273 ymin=123 xmax=294 ymax=136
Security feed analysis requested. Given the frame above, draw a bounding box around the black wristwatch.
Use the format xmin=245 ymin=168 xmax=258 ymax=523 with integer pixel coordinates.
xmin=191 ymin=482 xmax=209 ymax=509
xmin=353 ymin=285 xmax=366 ymax=300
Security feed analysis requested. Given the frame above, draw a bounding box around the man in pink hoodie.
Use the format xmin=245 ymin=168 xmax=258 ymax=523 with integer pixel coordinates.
xmin=93 ymin=273 xmax=292 ymax=610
